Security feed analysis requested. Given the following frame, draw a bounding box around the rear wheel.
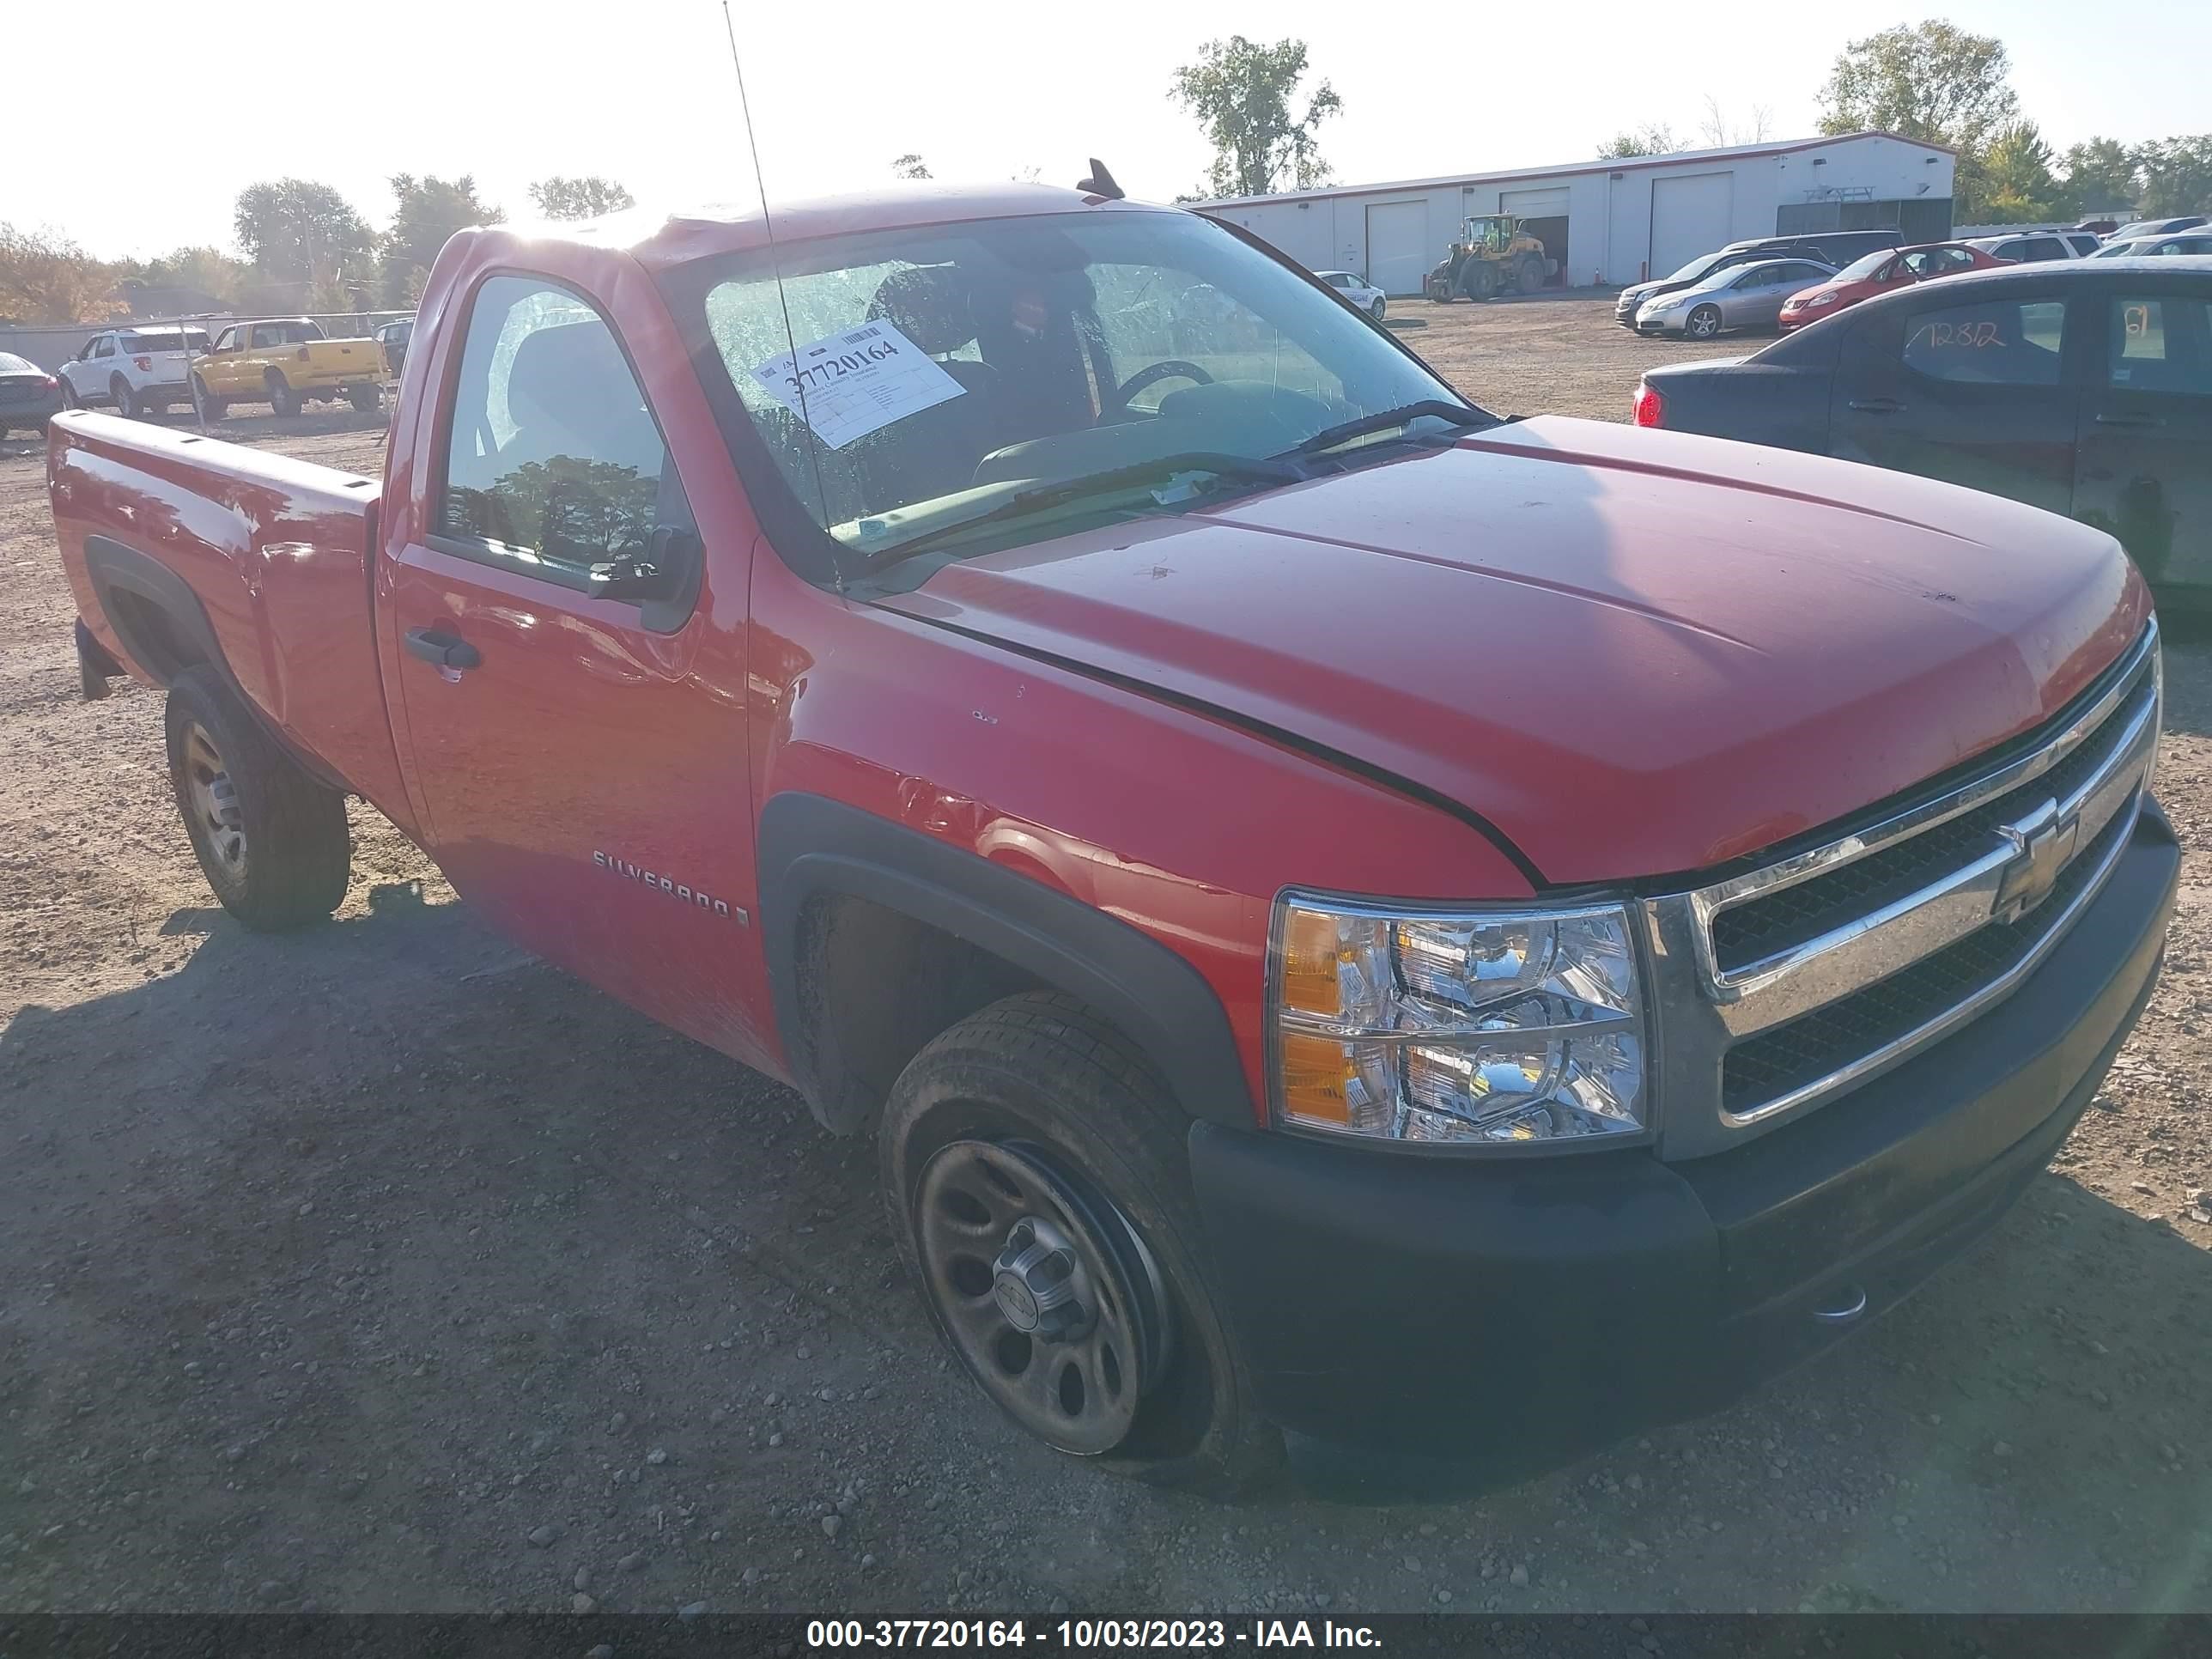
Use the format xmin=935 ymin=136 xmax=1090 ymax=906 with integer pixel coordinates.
xmin=265 ymin=371 xmax=300 ymax=417
xmin=1686 ymin=303 xmax=1723 ymax=341
xmin=1517 ymin=254 xmax=1547 ymax=295
xmin=192 ymin=375 xmax=227 ymax=422
xmin=164 ymin=665 xmax=349 ymax=931
xmin=347 ymin=384 xmax=382 ymax=415
xmin=881 ymin=992 xmax=1282 ymax=1498
xmin=112 ymin=376 xmax=143 ymax=419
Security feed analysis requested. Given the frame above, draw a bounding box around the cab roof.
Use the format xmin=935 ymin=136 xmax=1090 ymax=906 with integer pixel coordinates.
xmin=519 ymin=181 xmax=1178 ymax=274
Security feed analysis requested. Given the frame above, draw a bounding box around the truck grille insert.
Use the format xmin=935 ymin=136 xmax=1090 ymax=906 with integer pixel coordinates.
xmin=1719 ymin=805 xmax=2131 ymax=1115
xmin=1711 ymin=667 xmax=2148 ymax=974
xmin=1652 ymin=622 xmax=2160 ymax=1140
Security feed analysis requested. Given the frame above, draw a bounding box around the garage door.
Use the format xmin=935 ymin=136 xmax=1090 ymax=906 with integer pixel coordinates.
xmin=1364 ymin=201 xmax=1431 ymax=297
xmin=1501 ymin=187 xmax=1570 ymax=220
xmin=1649 ymin=173 xmax=1735 ymax=282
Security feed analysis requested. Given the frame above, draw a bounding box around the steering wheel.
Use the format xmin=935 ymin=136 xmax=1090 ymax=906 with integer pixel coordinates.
xmin=1108 ymin=359 xmax=1213 ymax=413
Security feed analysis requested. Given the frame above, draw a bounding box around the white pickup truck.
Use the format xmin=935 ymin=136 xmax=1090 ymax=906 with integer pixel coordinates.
xmin=56 ymin=325 xmax=213 ymax=421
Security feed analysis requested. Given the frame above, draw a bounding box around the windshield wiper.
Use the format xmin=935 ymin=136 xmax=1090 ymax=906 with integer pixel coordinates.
xmin=860 ymin=451 xmax=1310 ymax=568
xmin=1281 ymin=399 xmax=1495 ymax=459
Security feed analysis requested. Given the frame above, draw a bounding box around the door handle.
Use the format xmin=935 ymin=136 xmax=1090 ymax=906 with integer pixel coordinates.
xmin=1848 ymin=398 xmax=1905 ymax=413
xmin=2094 ymin=411 xmax=2165 ymax=428
xmin=404 ymin=627 xmax=481 ymax=671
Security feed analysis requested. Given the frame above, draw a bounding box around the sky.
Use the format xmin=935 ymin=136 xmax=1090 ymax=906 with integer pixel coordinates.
xmin=11 ymin=0 xmax=2210 ymax=262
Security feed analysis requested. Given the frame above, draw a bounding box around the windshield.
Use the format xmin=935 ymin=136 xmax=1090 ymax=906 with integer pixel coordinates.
xmin=1662 ymin=252 xmax=1726 ymax=283
xmin=1832 ymin=249 xmax=1896 ymax=282
xmin=669 ymin=210 xmax=1464 ymax=568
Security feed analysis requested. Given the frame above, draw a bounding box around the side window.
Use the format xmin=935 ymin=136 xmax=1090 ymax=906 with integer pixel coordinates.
xmin=1902 ymin=298 xmax=2066 ymax=386
xmin=91 ymin=337 xmax=113 ymax=359
xmin=1994 ymin=242 xmax=2025 ymax=262
xmin=2107 ymin=296 xmax=2212 ymax=395
xmin=1735 ymin=264 xmax=1778 ymax=289
xmin=1783 ymin=263 xmax=1829 ymax=285
xmin=250 ymin=325 xmax=276 ymax=349
xmin=437 ymin=276 xmax=694 ymax=592
xmin=213 ymin=327 xmax=236 ymax=352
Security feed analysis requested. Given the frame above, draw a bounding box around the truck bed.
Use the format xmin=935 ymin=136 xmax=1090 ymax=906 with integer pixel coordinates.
xmin=48 ymin=412 xmax=417 ymax=837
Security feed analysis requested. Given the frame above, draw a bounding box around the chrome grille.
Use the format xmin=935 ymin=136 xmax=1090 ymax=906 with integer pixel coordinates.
xmin=1644 ymin=621 xmax=2160 ymax=1153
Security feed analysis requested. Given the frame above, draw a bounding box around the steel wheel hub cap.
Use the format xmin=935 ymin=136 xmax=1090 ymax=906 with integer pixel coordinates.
xmin=184 ymin=723 xmax=246 ymax=872
xmin=915 ymin=1139 xmax=1170 ymax=1456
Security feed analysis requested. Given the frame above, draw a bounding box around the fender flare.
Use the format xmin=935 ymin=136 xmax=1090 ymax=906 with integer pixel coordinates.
xmin=81 ymin=533 xmax=346 ymax=791
xmin=757 ymin=792 xmax=1255 ymax=1132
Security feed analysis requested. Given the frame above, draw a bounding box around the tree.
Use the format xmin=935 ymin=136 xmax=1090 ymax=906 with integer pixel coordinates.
xmin=1170 ymin=36 xmax=1342 ymax=198
xmin=891 ymin=154 xmax=933 ymax=181
xmin=1816 ymin=21 xmax=2019 ymax=216
xmin=0 ymin=224 xmax=123 ymax=324
xmin=2135 ymin=136 xmax=2212 ymax=217
xmin=1978 ymin=122 xmax=2065 ymax=223
xmin=1698 ymin=96 xmax=1771 ymax=149
xmin=1596 ymin=123 xmax=1687 ymax=160
xmin=112 ymin=246 xmax=250 ymax=308
xmin=2060 ymin=138 xmax=2141 ymax=215
xmin=233 ymin=179 xmax=374 ymax=286
xmin=529 ymin=175 xmax=636 ymax=220
xmin=381 ymin=173 xmax=503 ymax=305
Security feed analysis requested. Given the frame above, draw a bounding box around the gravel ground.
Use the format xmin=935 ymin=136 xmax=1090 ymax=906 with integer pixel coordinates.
xmin=3 ymin=300 xmax=2210 ymax=1616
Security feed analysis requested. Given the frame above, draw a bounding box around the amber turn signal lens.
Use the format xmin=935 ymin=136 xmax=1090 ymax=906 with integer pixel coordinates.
xmin=1279 ymin=1032 xmax=1358 ymax=1126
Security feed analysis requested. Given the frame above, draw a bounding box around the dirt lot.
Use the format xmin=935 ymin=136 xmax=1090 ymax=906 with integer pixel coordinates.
xmin=3 ymin=296 xmax=2210 ymax=1617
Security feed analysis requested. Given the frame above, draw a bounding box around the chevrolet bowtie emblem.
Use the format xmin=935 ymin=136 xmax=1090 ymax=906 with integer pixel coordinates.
xmin=1994 ymin=800 xmax=2079 ymax=924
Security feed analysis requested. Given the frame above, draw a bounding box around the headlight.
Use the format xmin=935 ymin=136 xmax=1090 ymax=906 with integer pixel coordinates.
xmin=1269 ymin=895 xmax=1650 ymax=1151
xmin=1644 ymin=295 xmax=1686 ymax=313
xmin=1806 ymin=290 xmax=1839 ymax=307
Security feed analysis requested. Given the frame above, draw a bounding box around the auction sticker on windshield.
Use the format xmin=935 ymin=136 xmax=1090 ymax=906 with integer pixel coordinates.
xmin=750 ymin=322 xmax=965 ymax=450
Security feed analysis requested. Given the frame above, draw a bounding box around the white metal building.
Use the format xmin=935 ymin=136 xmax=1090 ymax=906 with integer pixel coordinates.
xmin=1202 ymin=131 xmax=1957 ymax=295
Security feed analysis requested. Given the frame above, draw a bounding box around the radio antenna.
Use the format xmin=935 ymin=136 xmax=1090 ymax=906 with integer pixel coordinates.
xmin=719 ymin=0 xmax=841 ymax=586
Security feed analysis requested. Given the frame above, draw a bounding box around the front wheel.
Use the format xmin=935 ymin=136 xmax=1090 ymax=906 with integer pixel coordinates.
xmin=192 ymin=376 xmax=228 ymax=422
xmin=165 ymin=665 xmax=350 ymax=931
xmin=880 ymin=992 xmax=1282 ymax=1497
xmin=1369 ymin=297 xmax=1387 ymax=321
xmin=1685 ymin=304 xmax=1723 ymax=341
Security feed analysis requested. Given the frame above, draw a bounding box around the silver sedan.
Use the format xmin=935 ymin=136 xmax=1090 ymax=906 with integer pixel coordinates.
xmin=1635 ymin=257 xmax=1838 ymax=339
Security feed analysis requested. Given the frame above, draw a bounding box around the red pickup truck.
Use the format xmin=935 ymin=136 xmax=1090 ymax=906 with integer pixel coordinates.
xmin=48 ymin=180 xmax=2175 ymax=1494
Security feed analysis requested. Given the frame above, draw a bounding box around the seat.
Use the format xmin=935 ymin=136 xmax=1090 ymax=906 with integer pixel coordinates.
xmin=854 ymin=264 xmax=1003 ymax=507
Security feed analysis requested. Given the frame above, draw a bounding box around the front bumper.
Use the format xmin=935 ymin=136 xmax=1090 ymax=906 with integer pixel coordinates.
xmin=1633 ymin=313 xmax=1681 ymax=334
xmin=1189 ymin=801 xmax=2177 ymax=1459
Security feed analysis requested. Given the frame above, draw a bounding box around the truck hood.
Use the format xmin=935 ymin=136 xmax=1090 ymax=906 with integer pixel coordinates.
xmin=878 ymin=416 xmax=2148 ymax=886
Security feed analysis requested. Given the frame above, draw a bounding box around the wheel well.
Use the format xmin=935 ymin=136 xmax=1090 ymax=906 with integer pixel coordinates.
xmin=793 ymin=892 xmax=1047 ymax=1134
xmin=102 ymin=586 xmax=208 ymax=684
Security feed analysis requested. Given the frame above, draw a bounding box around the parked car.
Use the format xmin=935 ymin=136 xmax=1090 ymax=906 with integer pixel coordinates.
xmin=2094 ymin=233 xmax=2212 ymax=259
xmin=1635 ymin=256 xmax=1836 ymax=338
xmin=2107 ymin=216 xmax=2209 ymax=242
xmin=1965 ymin=232 xmax=2082 ymax=264
xmin=55 ymin=325 xmax=211 ymax=419
xmin=374 ymin=317 xmax=414 ymax=379
xmin=1778 ymin=241 xmax=2005 ymax=331
xmin=48 ymin=182 xmax=2174 ymax=1489
xmin=1613 ymin=243 xmax=1799 ymax=326
xmin=190 ymin=318 xmax=383 ymax=419
xmin=0 ymin=351 xmax=63 ymax=438
xmin=1635 ymin=259 xmax=2212 ymax=605
xmin=1313 ymin=270 xmax=1385 ymax=319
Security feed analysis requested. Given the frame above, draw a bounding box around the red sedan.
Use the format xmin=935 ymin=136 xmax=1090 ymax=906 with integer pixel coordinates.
xmin=1778 ymin=241 xmax=2007 ymax=331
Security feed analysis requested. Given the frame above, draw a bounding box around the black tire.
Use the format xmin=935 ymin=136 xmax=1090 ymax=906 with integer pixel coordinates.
xmin=59 ymin=379 xmax=81 ymax=410
xmin=347 ymin=384 xmax=382 ymax=415
xmin=880 ymin=992 xmax=1283 ymax=1498
xmin=112 ymin=376 xmax=141 ymax=419
xmin=192 ymin=375 xmax=228 ymax=422
xmin=1685 ymin=303 xmax=1723 ymax=341
xmin=265 ymin=371 xmax=300 ymax=417
xmin=1465 ymin=262 xmax=1497 ymax=301
xmin=1369 ymin=297 xmax=1387 ymax=321
xmin=164 ymin=665 xmax=349 ymax=931
xmin=1517 ymin=254 xmax=1546 ymax=295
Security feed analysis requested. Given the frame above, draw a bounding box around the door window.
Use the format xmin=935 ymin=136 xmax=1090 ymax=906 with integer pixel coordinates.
xmin=2106 ymin=296 xmax=2212 ymax=394
xmin=1902 ymin=297 xmax=2067 ymax=385
xmin=1733 ymin=264 xmax=1780 ymax=289
xmin=212 ymin=326 xmax=238 ymax=352
xmin=436 ymin=275 xmax=697 ymax=599
xmin=90 ymin=337 xmax=113 ymax=359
